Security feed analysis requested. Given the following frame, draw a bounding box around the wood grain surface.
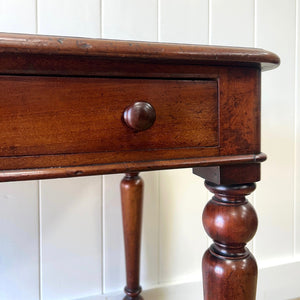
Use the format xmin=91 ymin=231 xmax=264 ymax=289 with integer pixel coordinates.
xmin=0 ymin=76 xmax=218 ymax=157
xmin=0 ymin=32 xmax=279 ymax=70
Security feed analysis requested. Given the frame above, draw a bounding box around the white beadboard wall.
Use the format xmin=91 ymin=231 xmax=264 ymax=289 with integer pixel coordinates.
xmin=0 ymin=1 xmax=299 ymax=299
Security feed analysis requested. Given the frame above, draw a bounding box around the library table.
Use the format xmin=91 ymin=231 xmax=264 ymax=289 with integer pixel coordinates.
xmin=0 ymin=33 xmax=279 ymax=300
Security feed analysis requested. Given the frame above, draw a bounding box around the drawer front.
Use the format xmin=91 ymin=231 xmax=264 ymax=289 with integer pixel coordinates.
xmin=0 ymin=76 xmax=218 ymax=158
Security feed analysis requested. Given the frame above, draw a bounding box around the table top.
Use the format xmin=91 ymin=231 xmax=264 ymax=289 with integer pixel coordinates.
xmin=0 ymin=32 xmax=279 ymax=73
xmin=0 ymin=33 xmax=280 ymax=182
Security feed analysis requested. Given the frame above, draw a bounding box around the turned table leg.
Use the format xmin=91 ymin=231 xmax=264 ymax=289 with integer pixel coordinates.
xmin=202 ymin=181 xmax=258 ymax=300
xmin=121 ymin=172 xmax=144 ymax=299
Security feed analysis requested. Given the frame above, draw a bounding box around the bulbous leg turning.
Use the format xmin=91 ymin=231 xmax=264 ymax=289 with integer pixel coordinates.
xmin=202 ymin=181 xmax=258 ymax=300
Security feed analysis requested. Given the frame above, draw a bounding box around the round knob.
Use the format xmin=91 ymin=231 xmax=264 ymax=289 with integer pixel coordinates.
xmin=123 ymin=102 xmax=156 ymax=131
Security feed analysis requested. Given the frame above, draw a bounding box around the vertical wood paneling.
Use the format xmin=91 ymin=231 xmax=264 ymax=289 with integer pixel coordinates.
xmin=38 ymin=0 xmax=101 ymax=37
xmin=102 ymin=174 xmax=124 ymax=293
xmin=102 ymin=172 xmax=159 ymax=293
xmin=0 ymin=181 xmax=39 ymax=300
xmin=40 ymin=177 xmax=102 ymax=300
xmin=158 ymin=169 xmax=207 ymax=283
xmin=139 ymin=172 xmax=159 ymax=289
xmin=159 ymin=0 xmax=208 ymax=44
xmin=102 ymin=0 xmax=157 ymax=41
xmin=255 ymin=0 xmax=296 ymax=260
xmin=0 ymin=2 xmax=38 ymax=299
xmin=0 ymin=0 xmax=36 ymax=33
xmin=210 ymin=0 xmax=254 ymax=46
xmin=295 ymin=0 xmax=300 ymax=255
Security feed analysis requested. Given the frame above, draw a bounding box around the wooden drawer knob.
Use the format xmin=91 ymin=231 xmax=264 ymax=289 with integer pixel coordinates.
xmin=123 ymin=102 xmax=156 ymax=131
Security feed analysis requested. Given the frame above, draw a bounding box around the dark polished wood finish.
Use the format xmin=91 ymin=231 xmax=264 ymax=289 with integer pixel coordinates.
xmin=193 ymin=163 xmax=261 ymax=185
xmin=121 ymin=173 xmax=144 ymax=298
xmin=202 ymin=181 xmax=258 ymax=300
xmin=0 ymin=33 xmax=279 ymax=299
xmin=123 ymin=102 xmax=156 ymax=132
xmin=0 ymin=32 xmax=279 ymax=74
xmin=0 ymin=76 xmax=219 ymax=176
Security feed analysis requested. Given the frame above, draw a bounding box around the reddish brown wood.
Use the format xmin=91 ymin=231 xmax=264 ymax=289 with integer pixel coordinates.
xmin=123 ymin=102 xmax=156 ymax=132
xmin=193 ymin=163 xmax=261 ymax=185
xmin=121 ymin=173 xmax=144 ymax=299
xmin=0 ymin=33 xmax=280 ymax=299
xmin=219 ymin=68 xmax=261 ymax=156
xmin=0 ymin=75 xmax=220 ymax=176
xmin=123 ymin=296 xmax=143 ymax=300
xmin=0 ymin=34 xmax=279 ymax=182
xmin=0 ymin=66 xmax=265 ymax=179
xmin=0 ymin=153 xmax=265 ymax=182
xmin=0 ymin=76 xmax=217 ymax=156
xmin=0 ymin=33 xmax=279 ymax=72
xmin=202 ymin=181 xmax=258 ymax=300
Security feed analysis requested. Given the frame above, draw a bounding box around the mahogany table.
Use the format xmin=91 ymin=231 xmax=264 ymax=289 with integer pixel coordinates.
xmin=0 ymin=33 xmax=279 ymax=300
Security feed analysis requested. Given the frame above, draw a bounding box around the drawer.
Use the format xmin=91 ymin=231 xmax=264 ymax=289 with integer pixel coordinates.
xmin=0 ymin=76 xmax=218 ymax=158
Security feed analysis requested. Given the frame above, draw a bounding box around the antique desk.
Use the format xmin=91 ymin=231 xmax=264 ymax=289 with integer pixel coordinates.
xmin=0 ymin=33 xmax=279 ymax=300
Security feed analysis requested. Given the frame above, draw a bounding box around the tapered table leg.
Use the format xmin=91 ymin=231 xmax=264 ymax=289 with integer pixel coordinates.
xmin=121 ymin=172 xmax=144 ymax=299
xmin=202 ymin=181 xmax=258 ymax=300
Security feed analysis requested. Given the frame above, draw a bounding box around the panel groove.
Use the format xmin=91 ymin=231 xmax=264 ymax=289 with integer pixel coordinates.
xmin=100 ymin=0 xmax=103 ymax=38
xmin=38 ymin=180 xmax=42 ymax=300
xmin=35 ymin=0 xmax=38 ymax=34
xmin=157 ymin=0 xmax=161 ymax=42
xmin=254 ymin=0 xmax=257 ymax=48
xmin=294 ymin=0 xmax=299 ymax=256
xmin=157 ymin=171 xmax=161 ymax=285
xmin=101 ymin=175 xmax=105 ymax=295
xmin=208 ymin=0 xmax=212 ymax=45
